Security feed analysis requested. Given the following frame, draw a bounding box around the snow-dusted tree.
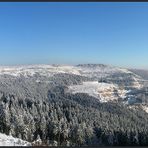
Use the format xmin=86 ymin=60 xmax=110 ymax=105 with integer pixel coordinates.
xmin=32 ymin=134 xmax=42 ymax=146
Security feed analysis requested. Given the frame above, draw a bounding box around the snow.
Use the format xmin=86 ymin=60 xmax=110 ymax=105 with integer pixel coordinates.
xmin=127 ymin=105 xmax=139 ymax=110
xmin=0 ymin=64 xmax=143 ymax=83
xmin=0 ymin=133 xmax=31 ymax=146
xmin=141 ymin=105 xmax=148 ymax=113
xmin=0 ymin=64 xmax=128 ymax=78
xmin=0 ymin=64 xmax=143 ymax=93
xmin=132 ymin=77 xmax=142 ymax=89
xmin=0 ymin=65 xmax=81 ymax=77
xmin=127 ymin=105 xmax=148 ymax=113
xmin=126 ymin=89 xmax=132 ymax=93
xmin=77 ymin=65 xmax=118 ymax=78
xmin=68 ymin=81 xmax=128 ymax=102
xmin=118 ymin=68 xmax=133 ymax=74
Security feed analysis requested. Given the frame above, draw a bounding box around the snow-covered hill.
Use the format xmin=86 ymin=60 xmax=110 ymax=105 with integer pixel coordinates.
xmin=0 ymin=64 xmax=141 ymax=79
xmin=77 ymin=64 xmax=130 ymax=78
xmin=0 ymin=65 xmax=81 ymax=77
xmin=0 ymin=64 xmax=144 ymax=103
xmin=0 ymin=133 xmax=31 ymax=146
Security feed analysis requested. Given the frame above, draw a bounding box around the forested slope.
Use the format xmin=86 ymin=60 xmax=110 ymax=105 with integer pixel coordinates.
xmin=0 ymin=64 xmax=148 ymax=146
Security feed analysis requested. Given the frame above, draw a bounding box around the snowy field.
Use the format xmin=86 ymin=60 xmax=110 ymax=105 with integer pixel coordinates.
xmin=68 ymin=81 xmax=128 ymax=102
xmin=0 ymin=133 xmax=31 ymax=146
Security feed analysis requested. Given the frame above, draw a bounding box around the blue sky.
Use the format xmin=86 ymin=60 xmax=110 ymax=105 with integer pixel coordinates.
xmin=0 ymin=2 xmax=148 ymax=69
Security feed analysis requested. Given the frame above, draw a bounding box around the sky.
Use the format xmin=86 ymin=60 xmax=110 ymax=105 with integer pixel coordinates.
xmin=0 ymin=2 xmax=148 ymax=69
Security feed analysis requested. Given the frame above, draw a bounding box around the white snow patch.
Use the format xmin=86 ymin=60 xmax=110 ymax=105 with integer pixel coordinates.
xmin=141 ymin=105 xmax=148 ymax=113
xmin=132 ymin=77 xmax=142 ymax=89
xmin=68 ymin=81 xmax=127 ymax=102
xmin=118 ymin=68 xmax=133 ymax=74
xmin=0 ymin=133 xmax=31 ymax=146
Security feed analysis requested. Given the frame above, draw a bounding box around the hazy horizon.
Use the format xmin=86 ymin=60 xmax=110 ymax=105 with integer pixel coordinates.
xmin=0 ymin=62 xmax=147 ymax=71
xmin=0 ymin=2 xmax=148 ymax=69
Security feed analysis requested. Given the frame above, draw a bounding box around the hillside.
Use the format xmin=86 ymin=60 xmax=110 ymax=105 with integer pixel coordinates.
xmin=0 ymin=64 xmax=148 ymax=146
xmin=129 ymin=69 xmax=148 ymax=80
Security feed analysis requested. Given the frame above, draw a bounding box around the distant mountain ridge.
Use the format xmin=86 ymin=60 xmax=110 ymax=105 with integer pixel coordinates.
xmin=76 ymin=63 xmax=110 ymax=68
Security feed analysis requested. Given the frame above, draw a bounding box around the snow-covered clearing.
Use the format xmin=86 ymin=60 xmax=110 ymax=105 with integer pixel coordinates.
xmin=0 ymin=133 xmax=31 ymax=146
xmin=68 ymin=81 xmax=128 ymax=102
